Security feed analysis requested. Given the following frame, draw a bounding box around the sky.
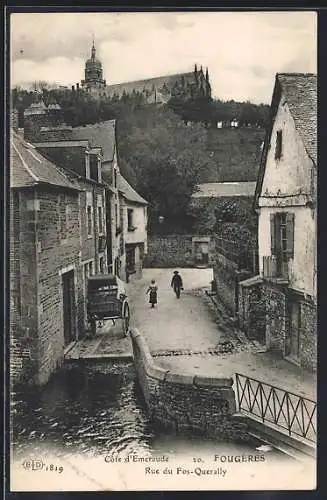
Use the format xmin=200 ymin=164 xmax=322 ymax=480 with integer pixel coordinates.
xmin=11 ymin=11 xmax=317 ymax=104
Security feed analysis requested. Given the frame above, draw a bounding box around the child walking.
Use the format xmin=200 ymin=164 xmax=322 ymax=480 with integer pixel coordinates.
xmin=146 ymin=279 xmax=158 ymax=308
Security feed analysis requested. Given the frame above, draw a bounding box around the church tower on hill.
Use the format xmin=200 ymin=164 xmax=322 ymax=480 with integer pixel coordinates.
xmin=80 ymin=39 xmax=106 ymax=91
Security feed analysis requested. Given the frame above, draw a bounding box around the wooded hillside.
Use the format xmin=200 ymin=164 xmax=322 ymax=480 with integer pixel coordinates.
xmin=12 ymin=85 xmax=267 ymax=233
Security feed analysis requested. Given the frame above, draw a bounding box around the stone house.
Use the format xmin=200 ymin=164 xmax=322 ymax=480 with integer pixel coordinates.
xmin=118 ymin=174 xmax=148 ymax=280
xmin=23 ymin=100 xmax=148 ymax=284
xmin=23 ymin=103 xmax=124 ymax=280
xmin=64 ymin=120 xmax=126 ymax=280
xmin=10 ymin=131 xmax=108 ymax=387
xmin=239 ymin=73 xmax=317 ymax=372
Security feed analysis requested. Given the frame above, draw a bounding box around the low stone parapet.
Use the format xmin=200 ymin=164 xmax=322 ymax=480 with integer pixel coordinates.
xmin=130 ymin=328 xmax=249 ymax=441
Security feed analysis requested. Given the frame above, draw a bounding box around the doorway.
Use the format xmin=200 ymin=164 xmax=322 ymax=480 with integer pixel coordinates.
xmin=193 ymin=240 xmax=209 ymax=266
xmin=62 ymin=270 xmax=76 ymax=346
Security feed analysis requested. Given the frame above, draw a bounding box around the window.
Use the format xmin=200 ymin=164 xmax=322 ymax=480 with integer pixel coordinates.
xmin=90 ymin=154 xmax=99 ymax=182
xmin=98 ymin=206 xmax=103 ymax=234
xmin=275 ymin=130 xmax=283 ymax=160
xmin=114 ymin=169 xmax=117 ymax=188
xmin=99 ymin=257 xmax=104 ymax=274
xmin=87 ymin=205 xmax=92 ymax=237
xmin=127 ymin=208 xmax=134 ymax=231
xmin=88 ymin=261 xmax=94 ymax=276
xmin=270 ymin=212 xmax=294 ymax=261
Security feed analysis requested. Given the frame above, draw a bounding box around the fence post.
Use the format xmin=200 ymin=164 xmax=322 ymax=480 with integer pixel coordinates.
xmin=235 ymin=373 xmax=240 ymax=411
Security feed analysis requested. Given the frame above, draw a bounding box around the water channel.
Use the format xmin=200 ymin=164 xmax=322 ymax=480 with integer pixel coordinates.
xmin=11 ymin=360 xmax=307 ymax=490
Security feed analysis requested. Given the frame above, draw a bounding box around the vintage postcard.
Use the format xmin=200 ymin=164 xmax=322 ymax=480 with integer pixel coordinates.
xmin=8 ymin=10 xmax=317 ymax=492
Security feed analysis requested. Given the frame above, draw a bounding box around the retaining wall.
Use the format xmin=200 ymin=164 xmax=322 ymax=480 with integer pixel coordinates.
xmin=130 ymin=329 xmax=249 ymax=441
xmin=212 ymin=252 xmax=238 ymax=314
xmin=143 ymin=234 xmax=215 ymax=268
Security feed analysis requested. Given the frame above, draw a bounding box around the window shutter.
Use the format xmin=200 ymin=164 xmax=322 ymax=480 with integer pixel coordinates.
xmin=270 ymin=213 xmax=276 ymax=255
xmin=286 ymin=213 xmax=295 ymax=259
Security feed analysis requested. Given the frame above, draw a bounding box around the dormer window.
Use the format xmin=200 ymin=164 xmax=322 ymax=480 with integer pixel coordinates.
xmin=275 ymin=130 xmax=283 ymax=160
xmin=89 ymin=154 xmax=101 ymax=182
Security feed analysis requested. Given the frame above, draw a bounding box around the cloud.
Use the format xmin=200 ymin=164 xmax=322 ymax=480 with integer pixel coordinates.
xmin=10 ymin=11 xmax=317 ymax=103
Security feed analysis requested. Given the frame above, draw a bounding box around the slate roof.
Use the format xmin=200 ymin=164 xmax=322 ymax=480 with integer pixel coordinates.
xmin=71 ymin=120 xmax=116 ymax=162
xmin=105 ymin=71 xmax=195 ymax=97
xmin=277 ymin=73 xmax=317 ymax=165
xmin=118 ymin=174 xmax=148 ymax=205
xmin=254 ymin=72 xmax=317 ymax=208
xmin=11 ymin=131 xmax=79 ymax=190
xmin=192 ymin=182 xmax=256 ymax=198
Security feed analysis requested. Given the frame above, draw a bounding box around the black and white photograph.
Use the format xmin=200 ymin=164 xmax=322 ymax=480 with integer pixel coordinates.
xmin=9 ymin=10 xmax=317 ymax=491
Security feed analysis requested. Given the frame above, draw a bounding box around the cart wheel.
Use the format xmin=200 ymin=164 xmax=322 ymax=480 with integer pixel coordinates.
xmin=122 ymin=302 xmax=130 ymax=336
xmin=90 ymin=318 xmax=97 ymax=337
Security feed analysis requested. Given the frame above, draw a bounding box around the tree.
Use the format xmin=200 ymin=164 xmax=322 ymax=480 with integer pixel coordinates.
xmin=116 ymin=106 xmax=216 ymax=233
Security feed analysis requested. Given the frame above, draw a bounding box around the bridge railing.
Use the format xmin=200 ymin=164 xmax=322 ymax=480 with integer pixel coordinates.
xmin=235 ymin=373 xmax=316 ymax=444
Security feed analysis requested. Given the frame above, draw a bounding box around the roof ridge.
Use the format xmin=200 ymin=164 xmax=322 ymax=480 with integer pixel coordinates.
xmin=106 ymin=70 xmax=195 ymax=87
xmin=12 ymin=141 xmax=40 ymax=182
xmin=277 ymin=72 xmax=317 ymax=77
xmin=73 ymin=119 xmax=116 ymax=128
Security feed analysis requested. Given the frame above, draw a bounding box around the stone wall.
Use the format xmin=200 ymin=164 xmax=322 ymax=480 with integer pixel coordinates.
xmin=36 ymin=189 xmax=82 ymax=386
xmin=238 ymin=277 xmax=266 ymax=343
xmin=144 ymin=235 xmax=193 ymax=268
xmin=212 ymin=252 xmax=239 ymax=314
xmin=300 ymin=301 xmax=317 ymax=373
xmin=262 ymin=284 xmax=317 ymax=372
xmin=130 ymin=329 xmax=250 ymax=441
xmin=10 ymin=190 xmax=39 ymax=387
xmin=263 ymin=284 xmax=287 ymax=353
xmin=10 ymin=180 xmax=108 ymax=387
xmin=144 ymin=234 xmax=214 ymax=268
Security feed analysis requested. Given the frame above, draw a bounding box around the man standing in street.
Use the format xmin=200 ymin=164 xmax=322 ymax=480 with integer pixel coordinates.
xmin=171 ymin=270 xmax=183 ymax=299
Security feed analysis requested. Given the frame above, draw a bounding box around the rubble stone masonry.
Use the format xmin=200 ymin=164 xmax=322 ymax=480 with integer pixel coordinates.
xmin=144 ymin=235 xmax=194 ymax=268
xmin=263 ymin=284 xmax=316 ymax=372
xmin=36 ymin=188 xmax=81 ymax=385
xmin=263 ymin=284 xmax=287 ymax=353
xmin=299 ymin=301 xmax=317 ymax=373
xmin=130 ymin=329 xmax=250 ymax=441
xmin=10 ymin=184 xmax=105 ymax=387
xmin=10 ymin=190 xmax=39 ymax=387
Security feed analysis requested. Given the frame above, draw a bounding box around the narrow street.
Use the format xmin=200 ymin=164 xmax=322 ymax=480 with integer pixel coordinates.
xmin=126 ymin=268 xmax=316 ymax=401
xmin=127 ymin=267 xmax=222 ymax=351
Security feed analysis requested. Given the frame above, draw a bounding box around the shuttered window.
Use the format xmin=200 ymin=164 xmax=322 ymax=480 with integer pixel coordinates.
xmin=270 ymin=212 xmax=294 ymax=260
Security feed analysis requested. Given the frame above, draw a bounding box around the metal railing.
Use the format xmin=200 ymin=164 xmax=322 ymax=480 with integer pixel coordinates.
xmin=235 ymin=373 xmax=316 ymax=443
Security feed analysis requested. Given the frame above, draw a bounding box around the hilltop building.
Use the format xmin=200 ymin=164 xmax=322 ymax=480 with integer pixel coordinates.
xmin=75 ymin=41 xmax=211 ymax=104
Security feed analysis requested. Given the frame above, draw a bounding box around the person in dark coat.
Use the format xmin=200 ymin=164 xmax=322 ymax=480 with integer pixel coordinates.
xmin=171 ymin=270 xmax=183 ymax=299
xmin=146 ymin=279 xmax=158 ymax=308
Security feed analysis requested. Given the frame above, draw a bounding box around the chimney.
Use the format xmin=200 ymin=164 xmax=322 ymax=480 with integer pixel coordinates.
xmin=23 ymin=101 xmax=48 ymax=142
xmin=72 ymin=85 xmax=75 ymax=91
xmin=76 ymin=83 xmax=80 ymax=90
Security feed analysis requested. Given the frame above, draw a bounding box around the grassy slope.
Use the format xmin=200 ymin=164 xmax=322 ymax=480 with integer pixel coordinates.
xmin=201 ymin=127 xmax=265 ymax=183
